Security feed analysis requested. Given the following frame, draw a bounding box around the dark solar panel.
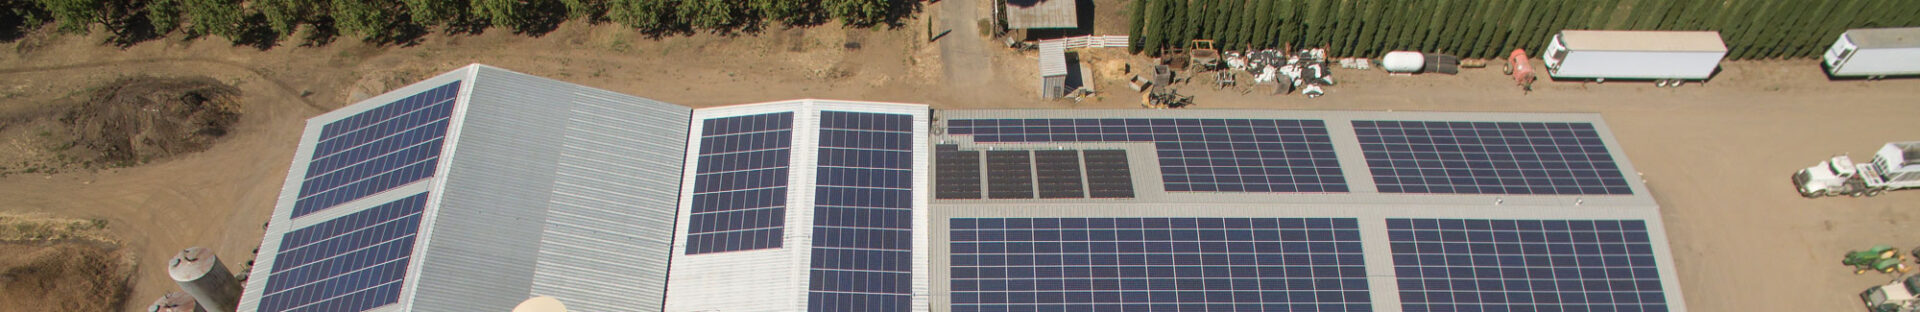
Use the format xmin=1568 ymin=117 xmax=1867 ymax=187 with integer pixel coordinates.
xmin=946 ymin=118 xmax=1346 ymax=193
xmin=1034 ymin=150 xmax=1086 ymax=199
xmin=936 ymin=145 xmax=984 ymax=199
xmin=1387 ymin=219 xmax=1667 ymax=312
xmin=985 ymin=151 xmax=1035 ymax=199
xmin=1082 ymin=150 xmax=1136 ymax=198
xmin=294 ymin=81 xmax=460 ymax=218
xmin=260 ymin=192 xmax=427 ymax=312
xmin=950 ymin=218 xmax=1371 ymax=312
xmin=810 ymin=111 xmax=914 ymax=312
xmin=686 ymin=112 xmax=795 ymax=255
xmin=1354 ymin=121 xmax=1632 ymax=195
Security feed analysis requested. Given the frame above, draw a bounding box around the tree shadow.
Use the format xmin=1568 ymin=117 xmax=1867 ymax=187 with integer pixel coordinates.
xmin=230 ymin=13 xmax=282 ymax=50
xmin=0 ymin=3 xmax=48 ymax=42
xmin=512 ymin=0 xmax=570 ymax=36
xmin=299 ymin=17 xmax=339 ymax=47
xmin=106 ymin=14 xmax=164 ymax=48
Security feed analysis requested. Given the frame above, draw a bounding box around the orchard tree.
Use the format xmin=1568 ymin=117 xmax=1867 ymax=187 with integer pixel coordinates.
xmin=823 ymin=0 xmax=890 ymax=26
xmin=610 ymin=0 xmax=676 ymax=32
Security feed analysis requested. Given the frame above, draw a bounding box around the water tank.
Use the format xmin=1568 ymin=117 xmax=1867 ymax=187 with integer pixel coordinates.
xmin=149 ymin=291 xmax=203 ymax=312
xmin=1382 ymin=51 xmax=1426 ymax=73
xmin=513 ymin=296 xmax=569 ymax=312
xmin=169 ymin=247 xmax=239 ymax=312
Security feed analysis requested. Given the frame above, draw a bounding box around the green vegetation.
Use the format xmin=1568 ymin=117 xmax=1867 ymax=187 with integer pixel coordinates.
xmin=7 ymin=0 xmax=921 ymax=46
xmin=1132 ymin=0 xmax=1920 ymax=59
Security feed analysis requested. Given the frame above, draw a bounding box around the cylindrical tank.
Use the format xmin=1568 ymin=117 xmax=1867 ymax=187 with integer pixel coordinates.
xmin=148 ymin=291 xmax=205 ymax=312
xmin=169 ymin=247 xmax=239 ymax=312
xmin=1382 ymin=51 xmax=1426 ymax=73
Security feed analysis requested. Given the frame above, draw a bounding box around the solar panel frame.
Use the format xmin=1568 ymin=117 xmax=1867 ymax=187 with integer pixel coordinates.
xmin=946 ymin=118 xmax=1348 ymax=193
xmin=935 ymin=145 xmax=984 ymax=199
xmin=686 ymin=112 xmax=795 ymax=255
xmin=260 ymin=192 xmax=429 ymax=312
xmin=985 ymin=151 xmax=1035 ymax=199
xmin=293 ymin=81 xmax=461 ymax=218
xmin=1387 ymin=218 xmax=1667 ymax=312
xmin=1081 ymin=150 xmax=1136 ymax=199
xmin=1354 ymin=120 xmax=1633 ymax=195
xmin=1033 ymin=150 xmax=1086 ymax=199
xmin=810 ymin=111 xmax=916 ymax=312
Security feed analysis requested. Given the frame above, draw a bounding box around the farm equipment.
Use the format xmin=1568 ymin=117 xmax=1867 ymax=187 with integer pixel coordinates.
xmin=1188 ymin=40 xmax=1222 ymax=71
xmin=1794 ymin=141 xmax=1920 ymax=198
xmin=1865 ymin=275 xmax=1920 ymax=312
xmin=1504 ymin=49 xmax=1538 ymax=92
xmin=1213 ymin=71 xmax=1236 ymax=90
xmin=1847 ymin=245 xmax=1912 ymax=275
xmin=1142 ymin=89 xmax=1193 ymax=109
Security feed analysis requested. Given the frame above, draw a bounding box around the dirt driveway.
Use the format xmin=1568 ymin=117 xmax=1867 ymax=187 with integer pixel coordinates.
xmin=3 ymin=17 xmax=1920 ymax=312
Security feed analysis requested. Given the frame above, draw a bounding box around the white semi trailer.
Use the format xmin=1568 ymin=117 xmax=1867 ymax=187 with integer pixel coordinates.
xmin=1824 ymin=27 xmax=1920 ymax=79
xmin=1541 ymin=30 xmax=1727 ymax=87
xmin=1794 ymin=141 xmax=1920 ymax=198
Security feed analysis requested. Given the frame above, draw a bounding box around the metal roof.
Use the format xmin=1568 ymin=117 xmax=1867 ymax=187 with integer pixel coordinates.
xmin=1005 ymin=0 xmax=1078 ymax=29
xmin=1845 ymin=27 xmax=1920 ymax=49
xmin=1038 ymin=40 xmax=1068 ymax=77
xmin=1558 ymin=30 xmax=1727 ymax=52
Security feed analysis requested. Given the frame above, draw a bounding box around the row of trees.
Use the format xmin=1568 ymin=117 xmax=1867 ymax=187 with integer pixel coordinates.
xmin=1128 ymin=0 xmax=1920 ymax=60
xmin=7 ymin=0 xmax=913 ymax=45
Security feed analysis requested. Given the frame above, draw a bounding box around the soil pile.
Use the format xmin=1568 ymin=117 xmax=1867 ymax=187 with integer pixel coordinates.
xmin=62 ymin=76 xmax=241 ymax=166
xmin=0 ymin=214 xmax=131 ymax=312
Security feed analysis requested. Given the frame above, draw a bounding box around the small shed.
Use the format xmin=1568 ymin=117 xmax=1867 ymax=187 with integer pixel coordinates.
xmin=1005 ymin=0 xmax=1079 ymax=30
xmin=1039 ymin=40 xmax=1069 ymax=99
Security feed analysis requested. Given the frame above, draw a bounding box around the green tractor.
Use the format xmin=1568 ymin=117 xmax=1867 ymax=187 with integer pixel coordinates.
xmin=1848 ymin=245 xmax=1913 ymax=275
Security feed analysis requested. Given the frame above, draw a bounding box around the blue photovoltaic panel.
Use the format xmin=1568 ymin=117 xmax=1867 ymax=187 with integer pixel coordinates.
xmin=810 ymin=111 xmax=915 ymax=312
xmin=1387 ymin=219 xmax=1667 ymax=312
xmin=260 ymin=192 xmax=428 ymax=312
xmin=686 ymin=112 xmax=795 ymax=255
xmin=946 ymin=118 xmax=1346 ymax=193
xmin=1354 ymin=121 xmax=1632 ymax=195
xmin=294 ymin=81 xmax=461 ymax=218
xmin=950 ymin=218 xmax=1372 ymax=312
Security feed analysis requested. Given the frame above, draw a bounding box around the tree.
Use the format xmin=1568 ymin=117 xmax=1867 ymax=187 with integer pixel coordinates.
xmin=1142 ymin=0 xmax=1168 ymax=55
xmin=610 ymin=0 xmax=676 ymax=32
xmin=472 ymin=0 xmax=532 ymax=30
xmin=677 ymin=0 xmax=740 ymax=29
xmin=183 ymin=0 xmax=244 ymax=38
xmin=822 ymin=0 xmax=892 ymax=26
xmin=256 ymin=0 xmax=327 ymax=37
xmin=148 ymin=0 xmax=182 ymax=33
xmin=1128 ymin=0 xmax=1148 ymax=54
xmin=560 ymin=0 xmax=607 ymax=20
xmin=332 ymin=0 xmax=407 ymax=40
xmin=402 ymin=0 xmax=465 ymax=27
xmin=752 ymin=0 xmax=818 ymax=26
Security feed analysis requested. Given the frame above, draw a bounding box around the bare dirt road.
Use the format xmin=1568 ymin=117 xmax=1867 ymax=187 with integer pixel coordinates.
xmin=3 ymin=8 xmax=1920 ymax=312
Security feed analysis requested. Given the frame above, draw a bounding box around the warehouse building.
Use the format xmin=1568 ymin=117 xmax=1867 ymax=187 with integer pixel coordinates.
xmin=241 ymin=65 xmax=1686 ymax=312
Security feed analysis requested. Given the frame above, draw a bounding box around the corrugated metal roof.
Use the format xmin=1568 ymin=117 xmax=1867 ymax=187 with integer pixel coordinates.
xmin=1005 ymin=0 xmax=1078 ymax=29
xmin=1559 ymin=30 xmax=1726 ymax=52
xmin=1845 ymin=27 xmax=1920 ymax=49
xmin=1039 ymin=40 xmax=1068 ymax=77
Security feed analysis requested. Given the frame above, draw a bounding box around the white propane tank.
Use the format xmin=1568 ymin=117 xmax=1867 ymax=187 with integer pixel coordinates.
xmin=1381 ymin=51 xmax=1426 ymax=73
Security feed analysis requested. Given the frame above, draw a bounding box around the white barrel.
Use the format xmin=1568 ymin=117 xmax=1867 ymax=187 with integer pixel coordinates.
xmin=1382 ymin=51 xmax=1426 ymax=73
xmin=169 ymin=247 xmax=239 ymax=312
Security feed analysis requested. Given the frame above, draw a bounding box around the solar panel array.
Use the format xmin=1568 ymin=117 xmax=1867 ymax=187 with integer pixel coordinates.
xmin=1387 ymin=219 xmax=1666 ymax=312
xmin=260 ymin=192 xmax=428 ymax=312
xmin=295 ymin=82 xmax=461 ymax=218
xmin=949 ymin=218 xmax=1372 ymax=312
xmin=810 ymin=111 xmax=915 ymax=311
xmin=946 ymin=119 xmax=1347 ymax=193
xmin=1082 ymin=150 xmax=1136 ymax=198
xmin=686 ymin=112 xmax=795 ymax=254
xmin=1034 ymin=151 xmax=1086 ymax=198
xmin=935 ymin=145 xmax=983 ymax=199
xmin=985 ymin=151 xmax=1035 ymax=199
xmin=1354 ymin=121 xmax=1631 ymax=195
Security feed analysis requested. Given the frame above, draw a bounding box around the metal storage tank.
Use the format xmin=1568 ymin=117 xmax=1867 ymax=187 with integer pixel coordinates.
xmin=149 ymin=291 xmax=204 ymax=312
xmin=169 ymin=247 xmax=238 ymax=312
xmin=1382 ymin=51 xmax=1426 ymax=73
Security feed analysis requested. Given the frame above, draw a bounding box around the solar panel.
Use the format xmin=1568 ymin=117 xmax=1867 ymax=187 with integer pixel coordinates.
xmin=936 ymin=145 xmax=983 ymax=199
xmin=1354 ymin=121 xmax=1632 ymax=195
xmin=294 ymin=81 xmax=460 ymax=218
xmin=1387 ymin=219 xmax=1667 ymax=312
xmin=1082 ymin=150 xmax=1136 ymax=199
xmin=1034 ymin=150 xmax=1086 ymax=199
xmin=686 ymin=112 xmax=795 ymax=255
xmin=946 ymin=118 xmax=1346 ymax=193
xmin=985 ymin=151 xmax=1035 ymax=199
xmin=810 ymin=111 xmax=914 ymax=312
xmin=949 ymin=218 xmax=1371 ymax=312
xmin=260 ymin=192 xmax=428 ymax=312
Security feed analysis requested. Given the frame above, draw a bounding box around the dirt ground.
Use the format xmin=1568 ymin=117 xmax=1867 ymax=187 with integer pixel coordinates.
xmin=2 ymin=0 xmax=1919 ymax=311
xmin=0 ymin=213 xmax=134 ymax=312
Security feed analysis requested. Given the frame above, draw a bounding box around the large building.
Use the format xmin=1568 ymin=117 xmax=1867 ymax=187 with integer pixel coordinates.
xmin=241 ymin=64 xmax=1687 ymax=312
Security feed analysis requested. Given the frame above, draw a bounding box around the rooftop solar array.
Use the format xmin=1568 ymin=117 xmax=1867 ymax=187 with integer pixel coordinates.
xmin=935 ymin=145 xmax=983 ymax=199
xmin=949 ymin=218 xmax=1372 ymax=312
xmin=946 ymin=118 xmax=1347 ymax=193
xmin=810 ymin=111 xmax=916 ymax=311
xmin=686 ymin=112 xmax=794 ymax=254
xmin=1387 ymin=219 xmax=1667 ymax=312
xmin=294 ymin=82 xmax=460 ymax=218
xmin=1034 ymin=151 xmax=1086 ymax=198
xmin=1355 ymin=121 xmax=1631 ymax=195
xmin=985 ymin=151 xmax=1036 ymax=199
xmin=1081 ymin=150 xmax=1136 ymax=198
xmin=260 ymin=192 xmax=428 ymax=312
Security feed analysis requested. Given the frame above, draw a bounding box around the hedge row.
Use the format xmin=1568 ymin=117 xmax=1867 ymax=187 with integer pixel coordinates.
xmin=1128 ymin=0 xmax=1920 ymax=59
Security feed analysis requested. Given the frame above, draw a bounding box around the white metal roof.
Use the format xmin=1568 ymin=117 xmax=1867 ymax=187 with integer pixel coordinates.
xmin=1038 ymin=40 xmax=1068 ymax=77
xmin=1845 ymin=27 xmax=1920 ymax=49
xmin=1558 ymin=30 xmax=1727 ymax=52
xmin=1005 ymin=0 xmax=1078 ymax=29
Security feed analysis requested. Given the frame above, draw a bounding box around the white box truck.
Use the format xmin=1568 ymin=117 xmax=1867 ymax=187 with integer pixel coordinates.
xmin=1541 ymin=30 xmax=1728 ymax=87
xmin=1793 ymin=141 xmax=1920 ymax=198
xmin=1824 ymin=27 xmax=1920 ymax=79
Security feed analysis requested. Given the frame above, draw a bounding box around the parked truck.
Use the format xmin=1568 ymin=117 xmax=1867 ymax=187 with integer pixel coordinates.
xmin=1824 ymin=27 xmax=1920 ymax=79
xmin=1541 ymin=30 xmax=1727 ymax=87
xmin=1864 ymin=275 xmax=1920 ymax=312
xmin=1794 ymin=141 xmax=1920 ymax=198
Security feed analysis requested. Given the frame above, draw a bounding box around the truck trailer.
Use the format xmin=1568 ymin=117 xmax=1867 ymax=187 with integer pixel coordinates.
xmin=1794 ymin=141 xmax=1920 ymax=198
xmin=1824 ymin=27 xmax=1920 ymax=79
xmin=1541 ymin=30 xmax=1728 ymax=87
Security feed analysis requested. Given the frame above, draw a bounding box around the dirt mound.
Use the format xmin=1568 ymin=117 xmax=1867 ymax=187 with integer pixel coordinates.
xmin=0 ymin=214 xmax=131 ymax=312
xmin=61 ymin=76 xmax=241 ymax=166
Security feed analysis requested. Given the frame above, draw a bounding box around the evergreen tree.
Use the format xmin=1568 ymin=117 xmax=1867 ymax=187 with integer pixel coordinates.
xmin=1129 ymin=0 xmax=1148 ymax=54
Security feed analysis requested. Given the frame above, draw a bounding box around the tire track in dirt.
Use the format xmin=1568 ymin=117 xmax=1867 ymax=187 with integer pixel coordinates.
xmin=0 ymin=58 xmax=328 ymax=112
